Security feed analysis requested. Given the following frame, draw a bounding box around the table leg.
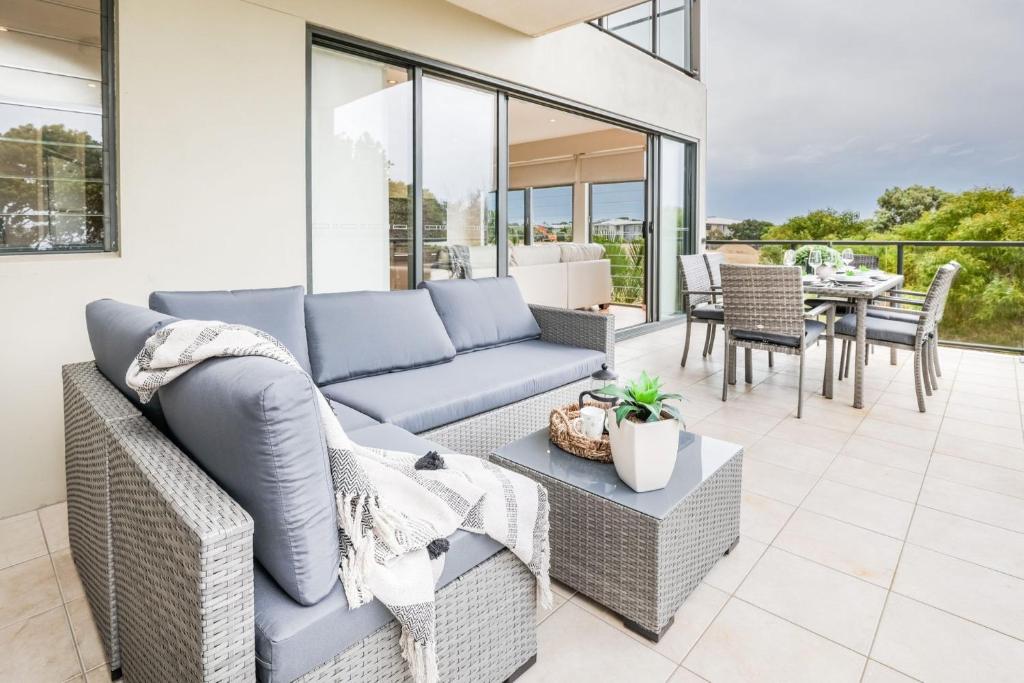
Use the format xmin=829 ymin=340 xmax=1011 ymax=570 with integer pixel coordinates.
xmin=855 ymin=298 xmax=866 ymax=409
xmin=824 ymin=305 xmax=834 ymax=399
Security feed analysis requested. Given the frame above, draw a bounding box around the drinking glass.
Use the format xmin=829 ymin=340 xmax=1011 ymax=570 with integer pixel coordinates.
xmin=841 ymin=248 xmax=854 ymax=269
xmin=808 ymin=249 xmax=823 ymax=276
xmin=783 ymin=249 xmax=797 ymax=267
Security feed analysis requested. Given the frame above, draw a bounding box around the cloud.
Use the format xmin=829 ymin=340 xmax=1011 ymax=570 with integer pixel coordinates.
xmin=706 ymin=0 xmax=1024 ymax=222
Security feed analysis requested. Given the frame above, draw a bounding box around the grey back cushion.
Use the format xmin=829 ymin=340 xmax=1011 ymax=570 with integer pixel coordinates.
xmin=85 ymin=299 xmax=176 ymax=426
xmin=419 ymin=277 xmax=541 ymax=353
xmin=158 ymin=356 xmax=339 ymax=606
xmin=304 ymin=289 xmax=456 ymax=385
xmin=149 ymin=286 xmax=312 ymax=374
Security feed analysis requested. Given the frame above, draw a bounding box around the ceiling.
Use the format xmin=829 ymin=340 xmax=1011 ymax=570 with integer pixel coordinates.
xmin=509 ymin=98 xmax=619 ymax=145
xmin=443 ymin=0 xmax=643 ymax=36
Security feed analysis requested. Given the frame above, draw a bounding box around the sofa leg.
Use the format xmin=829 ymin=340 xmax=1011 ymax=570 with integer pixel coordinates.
xmin=505 ymin=654 xmax=538 ymax=682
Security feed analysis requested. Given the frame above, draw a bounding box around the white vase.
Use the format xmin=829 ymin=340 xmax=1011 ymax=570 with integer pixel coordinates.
xmin=606 ymin=413 xmax=680 ymax=492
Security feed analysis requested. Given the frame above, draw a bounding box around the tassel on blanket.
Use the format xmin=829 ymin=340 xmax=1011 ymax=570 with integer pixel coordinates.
xmin=400 ymin=627 xmax=439 ymax=683
xmin=414 ymin=450 xmax=446 ymax=470
xmin=426 ymin=538 xmax=449 ymax=560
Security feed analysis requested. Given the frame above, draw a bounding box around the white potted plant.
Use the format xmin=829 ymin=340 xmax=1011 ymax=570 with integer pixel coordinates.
xmin=596 ymin=372 xmax=683 ymax=493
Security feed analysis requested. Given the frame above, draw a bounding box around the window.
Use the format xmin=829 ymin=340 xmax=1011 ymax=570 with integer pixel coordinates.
xmin=0 ymin=0 xmax=115 ymax=254
xmin=658 ymin=138 xmax=695 ymax=317
xmin=530 ymin=186 xmax=573 ymax=242
xmin=590 ymin=181 xmax=646 ymax=307
xmin=595 ymin=1 xmax=698 ymax=75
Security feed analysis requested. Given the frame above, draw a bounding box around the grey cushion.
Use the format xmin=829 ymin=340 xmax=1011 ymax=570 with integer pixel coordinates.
xmin=304 ymin=290 xmax=455 ymax=385
xmin=867 ymin=308 xmax=921 ymax=324
xmin=326 ymin=399 xmax=379 ymax=432
xmin=85 ymin=300 xmax=176 ymax=427
xmin=149 ymin=286 xmax=312 ymax=374
xmin=419 ymin=277 xmax=541 ymax=353
xmin=157 ymin=356 xmax=338 ymax=606
xmin=254 ymin=423 xmax=503 ymax=683
xmin=836 ymin=314 xmax=918 ymax=346
xmin=733 ymin=319 xmax=826 ymax=348
xmin=691 ymin=304 xmax=724 ymax=321
xmin=321 ymin=340 xmax=604 ymax=434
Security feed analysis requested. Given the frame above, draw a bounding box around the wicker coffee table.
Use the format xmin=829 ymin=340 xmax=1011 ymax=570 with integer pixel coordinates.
xmin=491 ymin=428 xmax=742 ymax=641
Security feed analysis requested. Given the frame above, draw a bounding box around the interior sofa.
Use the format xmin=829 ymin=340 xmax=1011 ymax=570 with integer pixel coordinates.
xmin=509 ymin=243 xmax=613 ymax=311
xmin=63 ymin=277 xmax=614 ymax=682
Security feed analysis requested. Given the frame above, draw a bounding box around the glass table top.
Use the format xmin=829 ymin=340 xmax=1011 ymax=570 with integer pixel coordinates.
xmin=493 ymin=428 xmax=743 ymax=520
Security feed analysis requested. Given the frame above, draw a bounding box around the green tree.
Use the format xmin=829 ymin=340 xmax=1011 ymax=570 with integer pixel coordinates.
xmin=729 ymin=218 xmax=774 ymax=241
xmin=873 ymin=185 xmax=951 ymax=231
xmin=763 ymin=209 xmax=868 ymax=241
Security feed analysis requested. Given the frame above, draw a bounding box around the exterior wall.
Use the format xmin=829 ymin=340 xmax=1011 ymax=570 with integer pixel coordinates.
xmin=0 ymin=0 xmax=706 ymax=516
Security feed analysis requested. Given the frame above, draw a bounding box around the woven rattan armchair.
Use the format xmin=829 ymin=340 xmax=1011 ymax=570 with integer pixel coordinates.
xmin=836 ymin=263 xmax=958 ymax=412
xmin=703 ymin=251 xmax=724 ymax=293
xmin=678 ymin=254 xmax=723 ymax=366
xmin=720 ymin=264 xmax=835 ymax=418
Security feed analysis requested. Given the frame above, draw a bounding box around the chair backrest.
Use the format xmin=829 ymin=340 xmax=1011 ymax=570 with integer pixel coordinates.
xmin=851 ymin=254 xmax=880 ymax=269
xmin=921 ymin=262 xmax=960 ymax=329
xmin=720 ymin=264 xmax=805 ymax=340
xmin=703 ymin=251 xmax=725 ymax=286
xmin=679 ymin=254 xmax=713 ymax=309
xmin=933 ymin=261 xmax=960 ymax=324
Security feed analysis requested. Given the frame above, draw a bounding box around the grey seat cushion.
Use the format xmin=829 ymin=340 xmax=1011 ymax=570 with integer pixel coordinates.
xmin=254 ymin=424 xmax=503 ymax=683
xmin=836 ymin=314 xmax=918 ymax=346
xmin=322 ymin=340 xmax=604 ymax=434
xmin=866 ymin=308 xmax=922 ymax=324
xmin=158 ymin=356 xmax=339 ymax=606
xmin=419 ymin=277 xmax=541 ymax=352
xmin=733 ymin=319 xmax=826 ymax=348
xmin=85 ymin=300 xmax=176 ymax=427
xmin=149 ymin=286 xmax=312 ymax=373
xmin=326 ymin=399 xmax=379 ymax=432
xmin=304 ymin=290 xmax=455 ymax=385
xmin=691 ymin=304 xmax=724 ymax=321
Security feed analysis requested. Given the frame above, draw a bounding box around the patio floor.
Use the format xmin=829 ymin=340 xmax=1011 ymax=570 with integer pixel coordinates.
xmin=2 ymin=321 xmax=1023 ymax=681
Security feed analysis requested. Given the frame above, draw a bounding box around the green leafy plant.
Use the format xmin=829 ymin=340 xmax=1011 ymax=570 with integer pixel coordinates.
xmin=793 ymin=245 xmax=844 ymax=269
xmin=596 ymin=371 xmax=684 ymax=426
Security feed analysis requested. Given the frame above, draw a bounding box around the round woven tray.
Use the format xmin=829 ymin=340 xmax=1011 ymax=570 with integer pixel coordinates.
xmin=549 ymin=402 xmax=613 ymax=463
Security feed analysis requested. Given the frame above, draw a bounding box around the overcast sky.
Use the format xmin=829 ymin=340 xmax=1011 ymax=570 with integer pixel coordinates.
xmin=705 ymin=0 xmax=1024 ymax=223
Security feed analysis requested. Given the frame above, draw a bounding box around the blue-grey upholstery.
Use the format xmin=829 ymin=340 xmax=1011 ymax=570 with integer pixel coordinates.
xmin=419 ymin=277 xmax=541 ymax=352
xmin=733 ymin=319 xmax=826 ymax=348
xmin=85 ymin=300 xmax=176 ymax=427
xmin=304 ymin=290 xmax=455 ymax=385
xmin=692 ymin=304 xmax=724 ymax=321
xmin=836 ymin=314 xmax=917 ymax=346
xmin=322 ymin=340 xmax=604 ymax=434
xmin=254 ymin=424 xmax=502 ymax=683
xmin=866 ymin=308 xmax=921 ymax=324
xmin=149 ymin=286 xmax=312 ymax=374
xmin=157 ymin=356 xmax=339 ymax=606
xmin=326 ymin=399 xmax=379 ymax=432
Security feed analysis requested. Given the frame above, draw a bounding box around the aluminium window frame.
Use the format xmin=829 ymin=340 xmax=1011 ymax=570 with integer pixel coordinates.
xmin=0 ymin=0 xmax=119 ymax=255
xmin=591 ymin=0 xmax=700 ymax=80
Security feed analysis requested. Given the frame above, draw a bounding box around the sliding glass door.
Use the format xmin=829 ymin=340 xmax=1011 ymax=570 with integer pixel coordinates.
xmin=590 ymin=181 xmax=648 ymax=326
xmin=657 ymin=137 xmax=695 ymax=318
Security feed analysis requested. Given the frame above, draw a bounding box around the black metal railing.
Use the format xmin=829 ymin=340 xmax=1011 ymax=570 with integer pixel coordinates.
xmin=705 ymin=238 xmax=1024 ymax=354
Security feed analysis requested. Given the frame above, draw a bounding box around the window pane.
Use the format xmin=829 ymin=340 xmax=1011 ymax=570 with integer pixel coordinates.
xmin=531 ymin=185 xmax=573 ymax=242
xmin=658 ymin=139 xmax=691 ymax=318
xmin=0 ymin=0 xmax=101 ymax=46
xmin=508 ymin=189 xmax=526 ymax=244
xmin=422 ymin=76 xmax=497 ymax=281
xmin=657 ymin=0 xmax=689 ymax=70
xmin=606 ymin=2 xmax=653 ymax=52
xmin=590 ymin=181 xmax=646 ymax=307
xmin=310 ymin=48 xmax=412 ymax=292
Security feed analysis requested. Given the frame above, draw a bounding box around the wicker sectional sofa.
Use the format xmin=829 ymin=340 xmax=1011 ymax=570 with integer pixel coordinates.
xmin=63 ymin=277 xmax=614 ymax=682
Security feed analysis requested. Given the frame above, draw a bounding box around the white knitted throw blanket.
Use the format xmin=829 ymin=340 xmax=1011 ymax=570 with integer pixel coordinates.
xmin=125 ymin=320 xmax=552 ymax=682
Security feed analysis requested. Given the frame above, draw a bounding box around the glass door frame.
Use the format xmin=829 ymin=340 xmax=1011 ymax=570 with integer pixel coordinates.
xmin=307 ymin=26 xmax=698 ymax=328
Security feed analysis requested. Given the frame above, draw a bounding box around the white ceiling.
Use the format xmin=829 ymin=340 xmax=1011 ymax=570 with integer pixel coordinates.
xmin=509 ymin=98 xmax=618 ymax=144
xmin=443 ymin=0 xmax=643 ymax=36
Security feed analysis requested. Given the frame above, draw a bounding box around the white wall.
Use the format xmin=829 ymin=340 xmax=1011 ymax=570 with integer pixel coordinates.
xmin=0 ymin=0 xmax=706 ymax=517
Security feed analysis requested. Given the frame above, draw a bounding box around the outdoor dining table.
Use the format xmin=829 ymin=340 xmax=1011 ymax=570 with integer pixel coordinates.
xmin=803 ymin=273 xmax=904 ymax=409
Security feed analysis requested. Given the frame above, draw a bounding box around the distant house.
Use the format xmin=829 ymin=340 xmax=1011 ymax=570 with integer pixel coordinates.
xmin=706 ymin=216 xmax=742 ymax=239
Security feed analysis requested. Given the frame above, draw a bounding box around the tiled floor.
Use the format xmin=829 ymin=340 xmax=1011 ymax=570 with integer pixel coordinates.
xmin=2 ymin=322 xmax=1023 ymax=681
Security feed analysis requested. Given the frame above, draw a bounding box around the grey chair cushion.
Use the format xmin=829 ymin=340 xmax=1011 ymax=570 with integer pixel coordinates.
xmin=149 ymin=286 xmax=312 ymax=374
xmin=691 ymin=304 xmax=724 ymax=321
xmin=304 ymin=290 xmax=455 ymax=385
xmin=836 ymin=314 xmax=918 ymax=346
xmin=733 ymin=319 xmax=826 ymax=348
xmin=326 ymin=399 xmax=379 ymax=432
xmin=85 ymin=300 xmax=176 ymax=427
xmin=157 ymin=356 xmax=339 ymax=606
xmin=866 ymin=308 xmax=922 ymax=324
xmin=419 ymin=277 xmax=541 ymax=352
xmin=254 ymin=423 xmax=503 ymax=683
xmin=321 ymin=340 xmax=604 ymax=434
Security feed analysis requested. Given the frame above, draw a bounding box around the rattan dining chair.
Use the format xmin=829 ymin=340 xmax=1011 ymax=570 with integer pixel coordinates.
xmin=679 ymin=254 xmax=723 ymax=367
xmin=702 ymin=250 xmax=775 ymax=367
xmin=835 ymin=263 xmax=959 ymax=412
xmin=720 ymin=264 xmax=835 ymax=418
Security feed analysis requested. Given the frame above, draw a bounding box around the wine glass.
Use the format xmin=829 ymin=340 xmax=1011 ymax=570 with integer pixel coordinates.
xmin=808 ymin=249 xmax=823 ymax=277
xmin=841 ymin=248 xmax=854 ymax=269
xmin=783 ymin=249 xmax=797 ymax=267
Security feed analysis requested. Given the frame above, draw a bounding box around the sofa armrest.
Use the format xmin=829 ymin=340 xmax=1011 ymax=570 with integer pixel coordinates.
xmin=107 ymin=416 xmax=255 ymax=681
xmin=529 ymin=304 xmax=615 ymax=367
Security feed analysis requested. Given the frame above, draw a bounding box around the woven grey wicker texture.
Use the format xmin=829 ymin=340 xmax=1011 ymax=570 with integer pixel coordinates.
xmin=720 ymin=264 xmax=805 ymax=342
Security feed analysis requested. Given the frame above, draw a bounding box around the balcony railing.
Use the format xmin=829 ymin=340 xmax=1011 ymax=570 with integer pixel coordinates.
xmin=705 ymin=238 xmax=1024 ymax=354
